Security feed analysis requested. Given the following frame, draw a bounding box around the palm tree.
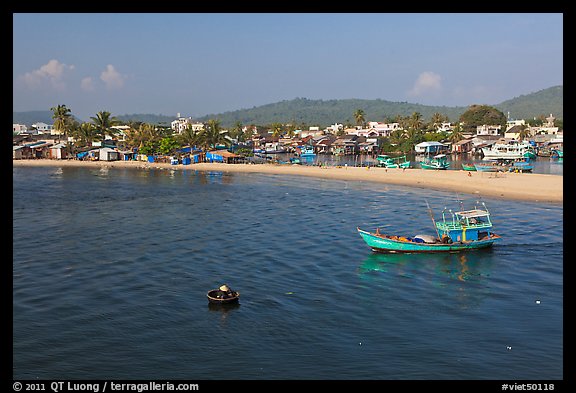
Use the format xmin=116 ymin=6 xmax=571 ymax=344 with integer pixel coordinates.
xmin=51 ymin=104 xmax=72 ymax=154
xmin=198 ymin=119 xmax=230 ymax=151
xmin=230 ymin=121 xmax=244 ymax=142
xmin=447 ymin=123 xmax=464 ymax=144
xmin=73 ymin=122 xmax=99 ymax=148
xmin=177 ymin=124 xmax=201 ymax=150
xmin=270 ymin=122 xmax=284 ymax=139
xmin=408 ymin=112 xmax=424 ymax=131
xmin=517 ymin=126 xmax=532 ymax=142
xmin=354 ymin=109 xmax=366 ymax=128
xmin=90 ymin=111 xmax=119 ymax=145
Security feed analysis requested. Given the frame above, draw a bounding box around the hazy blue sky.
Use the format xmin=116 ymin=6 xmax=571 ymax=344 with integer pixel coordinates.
xmin=13 ymin=13 xmax=563 ymax=121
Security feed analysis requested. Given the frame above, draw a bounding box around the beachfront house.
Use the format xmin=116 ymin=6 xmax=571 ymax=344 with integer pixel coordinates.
xmin=451 ymin=138 xmax=474 ymax=154
xmin=98 ymin=147 xmax=120 ymax=161
xmin=13 ymin=124 xmax=28 ymax=134
xmin=49 ymin=143 xmax=69 ymax=159
xmin=331 ymin=135 xmax=359 ymax=155
xmin=414 ymin=141 xmax=448 ymax=155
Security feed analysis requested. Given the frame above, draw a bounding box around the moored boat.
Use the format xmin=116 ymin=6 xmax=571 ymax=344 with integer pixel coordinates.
xmin=481 ymin=140 xmax=536 ymax=160
xmin=420 ymin=154 xmax=450 ymax=170
xmin=377 ymin=154 xmax=411 ymax=169
xmin=461 ymin=163 xmax=477 ymax=171
xmin=299 ymin=146 xmax=316 ymax=157
xmin=357 ymin=201 xmax=501 ymax=253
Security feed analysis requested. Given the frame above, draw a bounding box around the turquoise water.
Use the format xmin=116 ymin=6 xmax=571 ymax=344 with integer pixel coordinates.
xmin=12 ymin=166 xmax=563 ymax=380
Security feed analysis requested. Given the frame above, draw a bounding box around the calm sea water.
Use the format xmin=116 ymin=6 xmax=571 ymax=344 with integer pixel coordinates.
xmin=13 ymin=165 xmax=563 ymax=380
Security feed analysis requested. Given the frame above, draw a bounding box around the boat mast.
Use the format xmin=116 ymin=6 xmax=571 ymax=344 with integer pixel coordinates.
xmin=425 ymin=200 xmax=441 ymax=239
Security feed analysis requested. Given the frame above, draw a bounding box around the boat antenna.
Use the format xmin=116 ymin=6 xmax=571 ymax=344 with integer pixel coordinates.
xmin=425 ymin=199 xmax=441 ymax=239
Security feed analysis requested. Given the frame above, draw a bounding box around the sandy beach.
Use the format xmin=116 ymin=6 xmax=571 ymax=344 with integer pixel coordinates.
xmin=13 ymin=159 xmax=563 ymax=203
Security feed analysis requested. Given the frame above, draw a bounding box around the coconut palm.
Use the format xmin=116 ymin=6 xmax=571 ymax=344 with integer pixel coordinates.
xmin=517 ymin=126 xmax=532 ymax=142
xmin=230 ymin=121 xmax=245 ymax=142
xmin=447 ymin=123 xmax=464 ymax=144
xmin=90 ymin=111 xmax=120 ymax=145
xmin=50 ymin=104 xmax=72 ymax=153
xmin=354 ymin=109 xmax=366 ymax=128
xmin=177 ymin=124 xmax=202 ymax=150
xmin=73 ymin=122 xmax=99 ymax=148
xmin=408 ymin=112 xmax=424 ymax=131
xmin=198 ymin=119 xmax=230 ymax=151
xmin=270 ymin=122 xmax=284 ymax=139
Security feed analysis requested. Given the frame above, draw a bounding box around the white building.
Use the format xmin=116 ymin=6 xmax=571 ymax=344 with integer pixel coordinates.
xmin=32 ymin=122 xmax=54 ymax=134
xmin=367 ymin=121 xmax=402 ymax=137
xmin=506 ymin=119 xmax=526 ymax=131
xmin=476 ymin=125 xmax=502 ymax=136
xmin=13 ymin=124 xmax=28 ymax=134
xmin=530 ymin=114 xmax=559 ymax=135
xmin=437 ymin=122 xmax=453 ymax=133
xmin=171 ymin=117 xmax=204 ymax=134
xmin=325 ymin=123 xmax=343 ymax=133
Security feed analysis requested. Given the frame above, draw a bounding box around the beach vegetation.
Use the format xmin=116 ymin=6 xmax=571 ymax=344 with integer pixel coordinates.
xmin=158 ymin=136 xmax=180 ymax=155
xmin=197 ymin=119 xmax=231 ymax=150
xmin=90 ymin=111 xmax=121 ymax=142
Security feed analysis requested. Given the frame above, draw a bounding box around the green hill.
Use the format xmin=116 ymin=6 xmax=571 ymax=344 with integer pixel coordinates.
xmin=197 ymin=98 xmax=468 ymax=127
xmin=495 ymin=85 xmax=563 ymax=120
xmin=13 ymin=85 xmax=563 ymax=128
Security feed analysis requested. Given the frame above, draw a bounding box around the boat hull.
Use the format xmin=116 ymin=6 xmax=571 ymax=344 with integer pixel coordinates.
xmin=357 ymin=228 xmax=499 ymax=253
xmin=420 ymin=162 xmax=449 ymax=170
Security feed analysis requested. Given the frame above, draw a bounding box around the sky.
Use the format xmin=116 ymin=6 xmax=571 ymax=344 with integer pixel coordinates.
xmin=13 ymin=13 xmax=563 ymax=121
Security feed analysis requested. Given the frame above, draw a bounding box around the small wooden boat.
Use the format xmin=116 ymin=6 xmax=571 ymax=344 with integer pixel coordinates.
xmin=357 ymin=201 xmax=501 ymax=253
xmin=420 ymin=154 xmax=450 ymax=170
xmin=207 ymin=288 xmax=240 ymax=304
xmin=461 ymin=163 xmax=477 ymax=171
xmin=377 ymin=155 xmax=411 ymax=169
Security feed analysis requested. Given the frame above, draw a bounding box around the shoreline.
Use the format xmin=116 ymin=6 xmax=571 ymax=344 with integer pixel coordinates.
xmin=13 ymin=159 xmax=563 ymax=204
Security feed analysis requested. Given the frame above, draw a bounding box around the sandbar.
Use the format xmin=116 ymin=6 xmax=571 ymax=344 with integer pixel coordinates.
xmin=13 ymin=159 xmax=563 ymax=204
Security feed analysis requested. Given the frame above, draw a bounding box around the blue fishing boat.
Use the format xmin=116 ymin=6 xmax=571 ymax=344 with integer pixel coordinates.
xmin=357 ymin=201 xmax=501 ymax=253
xmin=299 ymin=146 xmax=316 ymax=157
xmin=509 ymin=159 xmax=533 ymax=173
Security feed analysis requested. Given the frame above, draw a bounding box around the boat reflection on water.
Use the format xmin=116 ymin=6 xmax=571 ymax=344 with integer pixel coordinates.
xmin=358 ymin=249 xmax=496 ymax=309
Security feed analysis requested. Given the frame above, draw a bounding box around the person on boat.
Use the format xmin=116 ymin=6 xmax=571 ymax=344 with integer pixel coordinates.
xmin=217 ymin=284 xmax=234 ymax=299
xmin=441 ymin=234 xmax=452 ymax=244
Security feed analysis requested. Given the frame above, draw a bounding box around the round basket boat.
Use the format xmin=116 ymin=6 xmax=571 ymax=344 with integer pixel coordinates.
xmin=207 ymin=289 xmax=240 ymax=304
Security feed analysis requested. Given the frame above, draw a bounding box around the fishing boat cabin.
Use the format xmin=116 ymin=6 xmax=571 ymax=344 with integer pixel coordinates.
xmin=435 ymin=206 xmax=496 ymax=243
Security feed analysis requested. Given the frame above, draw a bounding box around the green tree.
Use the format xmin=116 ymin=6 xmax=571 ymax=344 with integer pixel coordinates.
xmin=177 ymin=124 xmax=201 ymax=150
xmin=73 ymin=122 xmax=99 ymax=148
xmin=198 ymin=119 xmax=230 ymax=151
xmin=447 ymin=123 xmax=464 ymax=144
xmin=517 ymin=126 xmax=532 ymax=142
xmin=354 ymin=109 xmax=366 ymax=128
xmin=50 ymin=104 xmax=73 ymax=154
xmin=270 ymin=122 xmax=284 ymax=139
xmin=459 ymin=105 xmax=507 ymax=134
xmin=158 ymin=136 xmax=180 ymax=155
xmin=90 ymin=111 xmax=120 ymax=144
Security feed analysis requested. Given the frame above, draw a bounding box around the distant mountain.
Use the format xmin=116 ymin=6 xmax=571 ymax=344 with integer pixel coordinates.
xmin=12 ymin=111 xmax=56 ymax=126
xmin=197 ymin=98 xmax=469 ymax=127
xmin=13 ymin=85 xmax=562 ymax=128
xmin=494 ymin=85 xmax=563 ymax=120
xmin=115 ymin=113 xmax=175 ymax=125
